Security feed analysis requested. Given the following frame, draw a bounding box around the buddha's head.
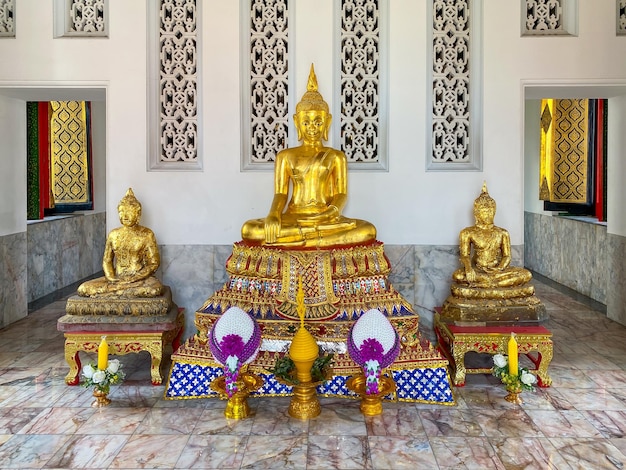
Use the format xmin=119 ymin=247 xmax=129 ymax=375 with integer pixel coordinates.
xmin=473 ymin=182 xmax=496 ymax=225
xmin=118 ymin=188 xmax=142 ymax=227
xmin=294 ymin=64 xmax=332 ymax=142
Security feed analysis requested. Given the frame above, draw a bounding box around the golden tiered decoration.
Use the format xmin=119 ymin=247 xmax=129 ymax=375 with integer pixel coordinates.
xmin=286 ymin=277 xmax=323 ymax=420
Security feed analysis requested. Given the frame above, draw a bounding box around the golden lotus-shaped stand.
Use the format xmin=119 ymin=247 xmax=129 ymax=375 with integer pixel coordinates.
xmin=275 ymin=366 xmax=333 ymax=420
xmin=91 ymin=389 xmax=111 ymax=408
xmin=210 ymin=371 xmax=264 ymax=419
xmin=346 ymin=374 xmax=396 ymax=416
xmin=504 ymin=385 xmax=523 ymax=404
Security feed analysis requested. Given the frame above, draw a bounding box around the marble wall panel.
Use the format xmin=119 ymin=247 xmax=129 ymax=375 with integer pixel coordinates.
xmin=0 ymin=232 xmax=27 ymax=327
xmin=524 ymin=212 xmax=608 ymax=304
xmin=27 ymin=213 xmax=106 ymax=303
xmin=159 ymin=242 xmax=525 ymax=341
xmin=158 ymin=244 xmax=231 ymax=339
xmin=607 ymin=233 xmax=626 ymax=326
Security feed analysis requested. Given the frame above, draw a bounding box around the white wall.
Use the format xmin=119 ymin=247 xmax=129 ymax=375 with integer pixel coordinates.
xmin=607 ymin=95 xmax=626 ymax=238
xmin=1 ymin=0 xmax=625 ymax=246
xmin=0 ymin=95 xmax=26 ymax=236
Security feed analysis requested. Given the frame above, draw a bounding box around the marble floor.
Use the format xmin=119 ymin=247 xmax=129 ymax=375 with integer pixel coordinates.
xmin=0 ymin=277 xmax=624 ymax=469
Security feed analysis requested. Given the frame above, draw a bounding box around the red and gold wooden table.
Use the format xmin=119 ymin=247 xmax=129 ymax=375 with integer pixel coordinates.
xmin=434 ymin=314 xmax=553 ymax=388
xmin=58 ymin=309 xmax=184 ymax=386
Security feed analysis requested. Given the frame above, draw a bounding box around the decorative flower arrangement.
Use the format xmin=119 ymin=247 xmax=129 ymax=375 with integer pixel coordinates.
xmin=492 ymin=353 xmax=537 ymax=393
xmin=209 ymin=306 xmax=262 ymax=397
xmin=271 ymin=353 xmax=334 ymax=385
xmin=347 ymin=309 xmax=400 ymax=395
xmin=81 ymin=359 xmax=125 ymax=394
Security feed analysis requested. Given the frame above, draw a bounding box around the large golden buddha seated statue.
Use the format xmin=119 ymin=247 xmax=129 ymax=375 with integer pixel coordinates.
xmin=440 ymin=184 xmax=547 ymax=324
xmin=241 ymin=64 xmax=376 ymax=249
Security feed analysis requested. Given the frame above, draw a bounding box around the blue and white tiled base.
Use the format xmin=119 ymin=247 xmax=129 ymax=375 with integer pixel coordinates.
xmin=165 ymin=361 xmax=455 ymax=404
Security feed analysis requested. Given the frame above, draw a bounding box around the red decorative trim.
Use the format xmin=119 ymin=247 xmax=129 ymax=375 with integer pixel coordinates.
xmin=37 ymin=102 xmax=51 ymax=217
xmin=595 ymin=99 xmax=605 ymax=222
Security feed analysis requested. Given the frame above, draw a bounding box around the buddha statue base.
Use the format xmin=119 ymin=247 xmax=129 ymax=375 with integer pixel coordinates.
xmin=66 ymin=286 xmax=174 ymax=316
xmin=440 ymin=284 xmax=548 ymax=325
xmin=58 ymin=285 xmax=183 ymax=385
xmin=166 ymin=241 xmax=455 ymax=405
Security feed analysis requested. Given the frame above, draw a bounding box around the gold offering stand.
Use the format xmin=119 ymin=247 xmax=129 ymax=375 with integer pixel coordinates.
xmin=275 ymin=365 xmax=333 ymax=420
xmin=210 ymin=367 xmax=264 ymax=419
xmin=346 ymin=374 xmax=396 ymax=416
xmin=91 ymin=389 xmax=112 ymax=408
xmin=280 ymin=277 xmax=329 ymax=420
xmin=504 ymin=386 xmax=523 ymax=405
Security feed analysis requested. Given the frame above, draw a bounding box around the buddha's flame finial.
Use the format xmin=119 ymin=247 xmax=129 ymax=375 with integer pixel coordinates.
xmin=296 ymin=64 xmax=329 ymax=114
xmin=118 ymin=187 xmax=141 ymax=210
xmin=306 ymin=64 xmax=318 ymax=93
xmin=475 ymin=181 xmax=496 ymax=211
xmin=297 ymin=275 xmax=305 ymax=328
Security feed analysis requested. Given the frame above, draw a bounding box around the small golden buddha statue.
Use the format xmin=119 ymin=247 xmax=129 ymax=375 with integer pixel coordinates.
xmin=452 ymin=183 xmax=532 ymax=289
xmin=441 ymin=183 xmax=546 ymax=324
xmin=241 ymin=64 xmax=377 ymax=248
xmin=77 ymin=188 xmax=163 ymax=298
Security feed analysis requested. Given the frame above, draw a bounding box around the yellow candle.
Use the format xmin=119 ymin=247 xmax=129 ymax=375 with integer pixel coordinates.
xmin=508 ymin=333 xmax=518 ymax=376
xmin=98 ymin=336 xmax=108 ymax=370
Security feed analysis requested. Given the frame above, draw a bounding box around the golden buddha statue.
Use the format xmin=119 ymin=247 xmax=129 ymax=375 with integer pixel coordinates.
xmin=241 ymin=64 xmax=377 ymax=248
xmin=440 ymin=183 xmax=547 ymax=324
xmin=452 ymin=183 xmax=532 ymax=289
xmin=77 ymin=188 xmax=163 ymax=298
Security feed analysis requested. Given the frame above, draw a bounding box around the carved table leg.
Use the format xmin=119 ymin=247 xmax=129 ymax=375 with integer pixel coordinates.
xmin=452 ymin=344 xmax=467 ymax=387
xmin=535 ymin=345 xmax=553 ymax=387
xmin=64 ymin=339 xmax=81 ymax=385
xmin=148 ymin=337 xmax=164 ymax=385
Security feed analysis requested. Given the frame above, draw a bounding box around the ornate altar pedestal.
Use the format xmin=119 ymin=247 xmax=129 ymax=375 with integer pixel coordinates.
xmin=434 ymin=313 xmax=553 ymax=387
xmin=166 ymin=242 xmax=455 ymax=405
xmin=57 ymin=288 xmax=184 ymax=385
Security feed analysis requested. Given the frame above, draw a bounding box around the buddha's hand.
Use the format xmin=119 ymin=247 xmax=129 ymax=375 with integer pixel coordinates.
xmin=306 ymin=205 xmax=340 ymax=223
xmin=264 ymin=214 xmax=281 ymax=244
xmin=465 ymin=268 xmax=477 ymax=283
xmin=483 ymin=265 xmax=504 ymax=273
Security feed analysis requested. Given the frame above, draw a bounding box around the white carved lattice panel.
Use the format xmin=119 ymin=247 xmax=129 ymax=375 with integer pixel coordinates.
xmin=158 ymin=0 xmax=198 ymax=164
xmin=619 ymin=0 xmax=626 ymax=35
xmin=340 ymin=0 xmax=380 ymax=165
xmin=525 ymin=0 xmax=562 ymax=32
xmin=70 ymin=0 xmax=105 ymax=33
xmin=53 ymin=0 xmax=108 ymax=37
xmin=431 ymin=0 xmax=471 ymax=165
xmin=247 ymin=0 xmax=290 ymax=165
xmin=0 ymin=0 xmax=14 ymax=37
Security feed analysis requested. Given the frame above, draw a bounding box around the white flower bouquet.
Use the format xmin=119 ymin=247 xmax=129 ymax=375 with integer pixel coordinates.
xmin=81 ymin=359 xmax=125 ymax=394
xmin=492 ymin=353 xmax=537 ymax=393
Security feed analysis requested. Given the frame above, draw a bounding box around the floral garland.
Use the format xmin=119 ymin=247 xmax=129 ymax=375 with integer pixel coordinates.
xmin=209 ymin=307 xmax=261 ymax=397
xmin=347 ymin=309 xmax=400 ymax=395
xmin=492 ymin=353 xmax=537 ymax=393
xmin=81 ymin=359 xmax=125 ymax=394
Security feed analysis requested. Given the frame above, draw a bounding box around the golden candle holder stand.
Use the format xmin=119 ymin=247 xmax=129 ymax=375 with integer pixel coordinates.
xmin=504 ymin=386 xmax=523 ymax=405
xmin=91 ymin=389 xmax=111 ymax=408
xmin=346 ymin=374 xmax=396 ymax=416
xmin=275 ymin=368 xmax=333 ymax=420
xmin=210 ymin=371 xmax=264 ymax=419
xmin=287 ymin=381 xmax=321 ymax=420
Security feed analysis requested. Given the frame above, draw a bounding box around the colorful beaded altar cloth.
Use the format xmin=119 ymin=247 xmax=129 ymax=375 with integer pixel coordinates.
xmin=165 ymin=242 xmax=455 ymax=404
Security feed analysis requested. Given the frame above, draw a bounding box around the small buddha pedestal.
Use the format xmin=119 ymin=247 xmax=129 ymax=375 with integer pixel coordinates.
xmin=434 ymin=311 xmax=553 ymax=388
xmin=57 ymin=286 xmax=184 ymax=385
